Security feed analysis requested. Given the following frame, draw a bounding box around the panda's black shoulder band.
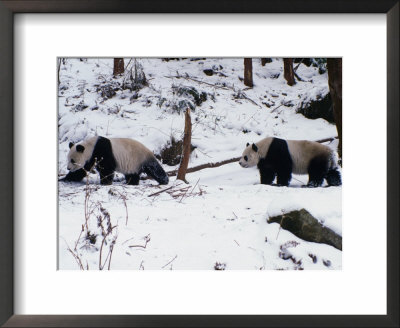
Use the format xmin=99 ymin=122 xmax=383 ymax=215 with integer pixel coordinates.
xmin=84 ymin=136 xmax=117 ymax=173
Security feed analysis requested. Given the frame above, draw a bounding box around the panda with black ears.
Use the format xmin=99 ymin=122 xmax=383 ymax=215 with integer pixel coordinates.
xmin=62 ymin=136 xmax=169 ymax=185
xmin=239 ymin=137 xmax=341 ymax=187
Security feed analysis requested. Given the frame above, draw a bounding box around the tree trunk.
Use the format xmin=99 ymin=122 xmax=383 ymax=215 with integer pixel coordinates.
xmin=327 ymin=58 xmax=342 ymax=162
xmin=113 ymin=58 xmax=124 ymax=76
xmin=244 ymin=58 xmax=253 ymax=88
xmin=283 ymin=58 xmax=295 ymax=86
xmin=177 ymin=108 xmax=192 ymax=183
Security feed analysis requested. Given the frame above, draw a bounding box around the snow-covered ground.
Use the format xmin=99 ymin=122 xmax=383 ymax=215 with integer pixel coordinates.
xmin=58 ymin=58 xmax=341 ymax=270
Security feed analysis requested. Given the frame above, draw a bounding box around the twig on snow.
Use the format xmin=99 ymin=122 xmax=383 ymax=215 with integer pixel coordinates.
xmin=129 ymin=234 xmax=151 ymax=249
xmin=161 ymin=255 xmax=178 ymax=269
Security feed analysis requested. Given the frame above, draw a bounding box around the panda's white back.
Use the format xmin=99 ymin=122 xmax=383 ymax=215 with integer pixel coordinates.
xmin=110 ymin=138 xmax=154 ymax=174
xmin=287 ymin=140 xmax=333 ymax=174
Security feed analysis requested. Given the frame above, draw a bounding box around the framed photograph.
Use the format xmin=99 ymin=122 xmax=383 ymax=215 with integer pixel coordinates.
xmin=56 ymin=55 xmax=343 ymax=272
xmin=1 ymin=1 xmax=398 ymax=327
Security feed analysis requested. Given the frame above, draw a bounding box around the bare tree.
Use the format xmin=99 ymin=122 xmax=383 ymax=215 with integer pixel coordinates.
xmin=177 ymin=108 xmax=192 ymax=183
xmin=244 ymin=58 xmax=253 ymax=88
xmin=283 ymin=58 xmax=296 ymax=86
xmin=113 ymin=58 xmax=124 ymax=76
xmin=327 ymin=58 xmax=342 ymax=161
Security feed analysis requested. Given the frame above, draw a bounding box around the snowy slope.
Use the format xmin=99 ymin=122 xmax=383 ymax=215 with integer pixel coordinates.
xmin=58 ymin=58 xmax=341 ymax=270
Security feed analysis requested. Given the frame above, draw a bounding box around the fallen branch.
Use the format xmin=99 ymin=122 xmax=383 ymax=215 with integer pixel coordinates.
xmin=240 ymin=93 xmax=262 ymax=108
xmin=166 ymin=157 xmax=241 ymax=177
xmin=148 ymin=185 xmax=174 ymax=197
xmin=165 ymin=75 xmax=230 ymax=90
xmin=294 ymin=72 xmax=305 ymax=82
xmin=294 ymin=59 xmax=303 ymax=72
xmin=270 ymin=104 xmax=283 ymax=113
xmin=294 ymin=71 xmax=311 ymax=83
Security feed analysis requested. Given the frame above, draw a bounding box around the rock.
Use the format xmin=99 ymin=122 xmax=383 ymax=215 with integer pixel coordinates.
xmin=203 ymin=69 xmax=214 ymax=76
xmin=297 ymin=92 xmax=335 ymax=123
xmin=268 ymin=208 xmax=342 ymax=250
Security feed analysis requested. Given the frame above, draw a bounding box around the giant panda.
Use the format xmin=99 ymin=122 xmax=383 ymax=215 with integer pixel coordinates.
xmin=239 ymin=137 xmax=341 ymax=187
xmin=62 ymin=136 xmax=169 ymax=185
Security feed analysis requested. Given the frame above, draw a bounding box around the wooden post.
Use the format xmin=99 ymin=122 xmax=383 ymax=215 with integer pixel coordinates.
xmin=177 ymin=108 xmax=192 ymax=183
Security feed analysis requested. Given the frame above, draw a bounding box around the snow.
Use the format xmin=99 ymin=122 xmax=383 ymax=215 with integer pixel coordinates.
xmin=58 ymin=58 xmax=341 ymax=270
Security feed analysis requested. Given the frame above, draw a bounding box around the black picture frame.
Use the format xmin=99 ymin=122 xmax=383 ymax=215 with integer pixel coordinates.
xmin=0 ymin=1 xmax=398 ymax=327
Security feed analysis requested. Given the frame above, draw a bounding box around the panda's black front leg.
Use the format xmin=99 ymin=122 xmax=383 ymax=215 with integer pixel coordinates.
xmin=275 ymin=157 xmax=292 ymax=187
xmin=260 ymin=170 xmax=276 ymax=185
xmin=258 ymin=159 xmax=276 ymax=185
xmin=99 ymin=172 xmax=114 ymax=185
xmin=276 ymin=172 xmax=292 ymax=186
xmin=61 ymin=168 xmax=87 ymax=182
xmin=97 ymin=167 xmax=114 ymax=185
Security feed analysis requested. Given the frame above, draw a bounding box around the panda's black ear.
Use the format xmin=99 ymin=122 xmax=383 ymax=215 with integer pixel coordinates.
xmin=246 ymin=142 xmax=250 ymax=147
xmin=76 ymin=145 xmax=85 ymax=153
xmin=252 ymin=143 xmax=258 ymax=152
xmin=69 ymin=142 xmax=74 ymax=149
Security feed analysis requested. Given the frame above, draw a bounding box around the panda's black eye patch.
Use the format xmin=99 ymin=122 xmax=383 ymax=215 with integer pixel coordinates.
xmin=244 ymin=156 xmax=248 ymax=161
xmin=71 ymin=159 xmax=75 ymax=164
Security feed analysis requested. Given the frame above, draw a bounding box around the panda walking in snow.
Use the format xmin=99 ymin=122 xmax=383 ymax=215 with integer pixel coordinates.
xmin=239 ymin=137 xmax=341 ymax=187
xmin=62 ymin=136 xmax=169 ymax=185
